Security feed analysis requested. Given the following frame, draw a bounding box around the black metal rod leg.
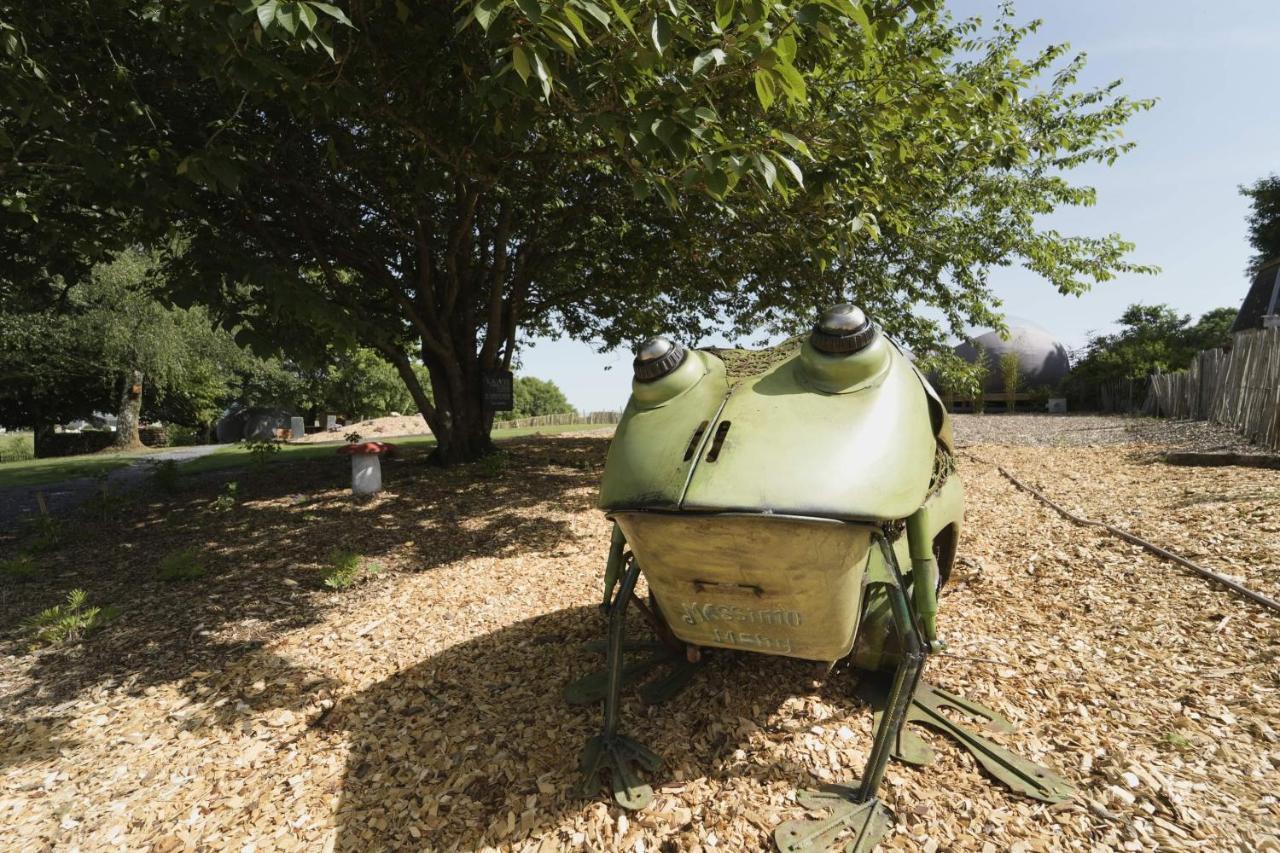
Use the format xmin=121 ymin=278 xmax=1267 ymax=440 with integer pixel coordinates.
xmin=858 ymin=537 xmax=928 ymax=803
xmin=603 ymin=556 xmax=642 ymax=738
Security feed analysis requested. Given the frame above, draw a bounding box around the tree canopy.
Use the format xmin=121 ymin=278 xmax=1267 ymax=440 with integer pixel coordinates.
xmin=1067 ymin=304 xmax=1237 ymax=392
xmin=1 ymin=0 xmax=1155 ymax=462
xmin=1241 ymin=174 xmax=1280 ymax=276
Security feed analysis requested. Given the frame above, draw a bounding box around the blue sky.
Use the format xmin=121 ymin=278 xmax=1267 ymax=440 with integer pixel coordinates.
xmin=521 ymin=0 xmax=1280 ymax=412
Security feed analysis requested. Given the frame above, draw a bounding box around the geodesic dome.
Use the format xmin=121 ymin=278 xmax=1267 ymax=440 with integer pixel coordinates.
xmin=953 ymin=321 xmax=1070 ymax=393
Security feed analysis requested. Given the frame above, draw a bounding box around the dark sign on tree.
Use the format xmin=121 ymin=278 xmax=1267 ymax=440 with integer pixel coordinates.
xmin=481 ymin=370 xmax=514 ymax=412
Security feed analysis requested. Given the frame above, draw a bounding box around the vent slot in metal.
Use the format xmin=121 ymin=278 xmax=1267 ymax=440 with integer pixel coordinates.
xmin=705 ymin=421 xmax=732 ymax=462
xmin=683 ymin=420 xmax=710 ymax=462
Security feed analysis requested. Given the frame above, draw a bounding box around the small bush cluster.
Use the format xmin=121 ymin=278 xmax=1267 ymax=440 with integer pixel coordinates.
xmin=321 ymin=550 xmax=382 ymax=590
xmin=0 ymin=553 xmax=39 ymax=580
xmin=22 ymin=589 xmax=118 ymax=646
xmin=157 ymin=547 xmax=206 ymax=582
xmin=475 ymin=450 xmax=510 ymax=478
xmin=209 ymin=481 xmax=238 ymax=512
xmin=152 ymin=459 xmax=181 ymax=493
xmin=22 ymin=514 xmax=65 ymax=553
xmin=243 ymin=438 xmax=280 ymax=467
xmin=0 ymin=433 xmax=34 ymax=462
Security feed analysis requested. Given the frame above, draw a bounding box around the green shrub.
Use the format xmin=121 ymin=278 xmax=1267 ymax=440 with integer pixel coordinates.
xmin=209 ymin=481 xmax=238 ymax=512
xmin=243 ymin=438 xmax=280 ymax=467
xmin=999 ymin=351 xmax=1021 ymax=411
xmin=157 ymin=547 xmax=206 ymax=582
xmin=22 ymin=589 xmax=119 ymax=646
xmin=0 ymin=433 xmax=34 ymax=462
xmin=166 ymin=425 xmax=204 ymax=446
xmin=22 ymin=514 xmax=64 ymax=553
xmin=0 ymin=553 xmax=38 ymax=580
xmin=321 ymin=550 xmax=382 ymax=590
xmin=152 ymin=459 xmax=181 ymax=493
xmin=475 ymin=450 xmax=510 ymax=478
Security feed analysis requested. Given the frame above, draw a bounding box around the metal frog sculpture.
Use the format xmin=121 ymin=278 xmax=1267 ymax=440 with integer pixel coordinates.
xmin=566 ymin=305 xmax=1073 ymax=851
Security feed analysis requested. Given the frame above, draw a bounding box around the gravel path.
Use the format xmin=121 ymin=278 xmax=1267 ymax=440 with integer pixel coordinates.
xmin=0 ymin=444 xmax=222 ymax=532
xmin=952 ymin=413 xmax=1266 ymax=451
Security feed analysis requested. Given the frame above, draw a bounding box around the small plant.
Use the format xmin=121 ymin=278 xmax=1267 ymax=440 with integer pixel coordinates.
xmin=152 ymin=459 xmax=181 ymax=493
xmin=0 ymin=553 xmax=39 ymax=580
xmin=344 ymin=431 xmax=363 ymax=444
xmin=22 ymin=589 xmax=119 ymax=646
xmin=243 ymin=437 xmax=280 ymax=468
xmin=209 ymin=480 xmax=239 ymax=512
xmin=475 ymin=450 xmax=510 ymax=478
xmin=321 ymin=550 xmax=382 ymax=590
xmin=999 ymin=351 xmax=1021 ymax=412
xmin=157 ymin=547 xmax=206 ymax=582
xmin=971 ymin=343 xmax=990 ymax=414
xmin=22 ymin=512 xmax=64 ymax=554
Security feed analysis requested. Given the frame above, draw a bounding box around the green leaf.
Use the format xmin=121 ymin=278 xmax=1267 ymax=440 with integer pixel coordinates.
xmin=606 ymin=0 xmax=635 ymax=36
xmin=715 ymin=0 xmax=735 ymax=29
xmin=753 ymin=69 xmax=775 ymax=111
xmin=275 ymin=3 xmax=300 ymax=35
xmin=562 ymin=6 xmax=590 ymax=42
xmin=770 ymin=129 xmax=811 ymax=158
xmin=314 ymin=24 xmax=335 ymax=58
xmin=531 ymin=47 xmax=551 ymax=99
xmin=475 ymin=0 xmax=504 ymax=32
xmin=775 ymin=32 xmax=796 ymax=63
xmin=298 ymin=3 xmax=317 ymax=30
xmin=773 ymin=62 xmax=806 ymax=101
xmin=776 ymin=153 xmax=803 ymax=186
xmin=256 ymin=0 xmax=279 ymax=30
xmin=752 ymin=152 xmax=777 ymax=189
xmin=579 ymin=1 xmax=611 ymax=27
xmin=692 ymin=47 xmax=725 ymax=75
xmin=515 ymin=0 xmax=542 ymax=23
xmin=310 ymin=2 xmax=353 ymax=26
xmin=650 ymin=15 xmax=671 ymax=54
xmin=512 ymin=43 xmax=532 ymax=82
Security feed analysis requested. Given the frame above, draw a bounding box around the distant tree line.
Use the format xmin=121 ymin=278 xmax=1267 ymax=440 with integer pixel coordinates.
xmin=0 ymin=248 xmax=574 ymax=454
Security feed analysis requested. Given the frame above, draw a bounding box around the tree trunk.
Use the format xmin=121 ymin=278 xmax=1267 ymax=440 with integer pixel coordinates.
xmin=113 ymin=369 xmax=144 ymax=450
xmin=432 ymin=381 xmax=496 ymax=466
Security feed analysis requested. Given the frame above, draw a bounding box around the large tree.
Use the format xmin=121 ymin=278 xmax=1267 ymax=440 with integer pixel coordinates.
xmin=3 ymin=1 xmax=1154 ymax=463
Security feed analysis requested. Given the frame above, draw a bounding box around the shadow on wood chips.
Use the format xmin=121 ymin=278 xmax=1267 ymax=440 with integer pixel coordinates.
xmin=0 ymin=437 xmax=601 ymax=737
xmin=328 ymin=604 xmax=870 ymax=851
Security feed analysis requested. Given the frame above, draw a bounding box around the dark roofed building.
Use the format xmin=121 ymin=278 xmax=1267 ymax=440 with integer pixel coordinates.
xmin=1231 ymin=258 xmax=1280 ymax=333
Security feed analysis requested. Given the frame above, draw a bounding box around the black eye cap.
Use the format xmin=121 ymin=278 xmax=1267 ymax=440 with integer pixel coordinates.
xmin=633 ymin=336 xmax=688 ymax=382
xmin=811 ymin=304 xmax=878 ymax=354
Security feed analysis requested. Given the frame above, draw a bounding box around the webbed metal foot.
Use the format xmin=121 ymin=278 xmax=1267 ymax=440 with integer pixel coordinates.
xmin=859 ymin=678 xmax=1074 ymax=803
xmin=774 ymin=784 xmax=892 ymax=853
xmin=578 ymin=733 xmax=662 ymax=810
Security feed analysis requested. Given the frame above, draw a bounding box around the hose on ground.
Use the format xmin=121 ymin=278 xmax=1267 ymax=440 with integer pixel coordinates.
xmin=961 ymin=451 xmax=1280 ymax=616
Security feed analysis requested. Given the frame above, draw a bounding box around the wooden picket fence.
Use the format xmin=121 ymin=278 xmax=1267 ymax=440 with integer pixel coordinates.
xmin=1147 ymin=328 xmax=1280 ymax=449
xmin=491 ymin=410 xmax=621 ymax=431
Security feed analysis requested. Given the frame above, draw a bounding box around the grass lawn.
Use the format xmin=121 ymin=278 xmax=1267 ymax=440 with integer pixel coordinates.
xmin=0 ymin=444 xmax=166 ymax=489
xmin=0 ymin=423 xmax=611 ymax=490
xmin=0 ymin=432 xmax=35 ymax=463
xmin=177 ymin=422 xmax=609 ymax=476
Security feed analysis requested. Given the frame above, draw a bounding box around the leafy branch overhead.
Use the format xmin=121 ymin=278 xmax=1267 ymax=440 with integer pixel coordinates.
xmin=2 ymin=0 xmax=1155 ymax=463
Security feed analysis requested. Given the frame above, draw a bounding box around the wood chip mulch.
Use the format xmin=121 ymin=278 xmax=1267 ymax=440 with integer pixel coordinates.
xmin=1 ymin=419 xmax=1277 ymax=851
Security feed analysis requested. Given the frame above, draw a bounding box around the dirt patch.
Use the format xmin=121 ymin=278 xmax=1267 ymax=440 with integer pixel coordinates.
xmin=0 ymin=430 xmax=1275 ymax=850
xmin=292 ymin=414 xmax=431 ymax=443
